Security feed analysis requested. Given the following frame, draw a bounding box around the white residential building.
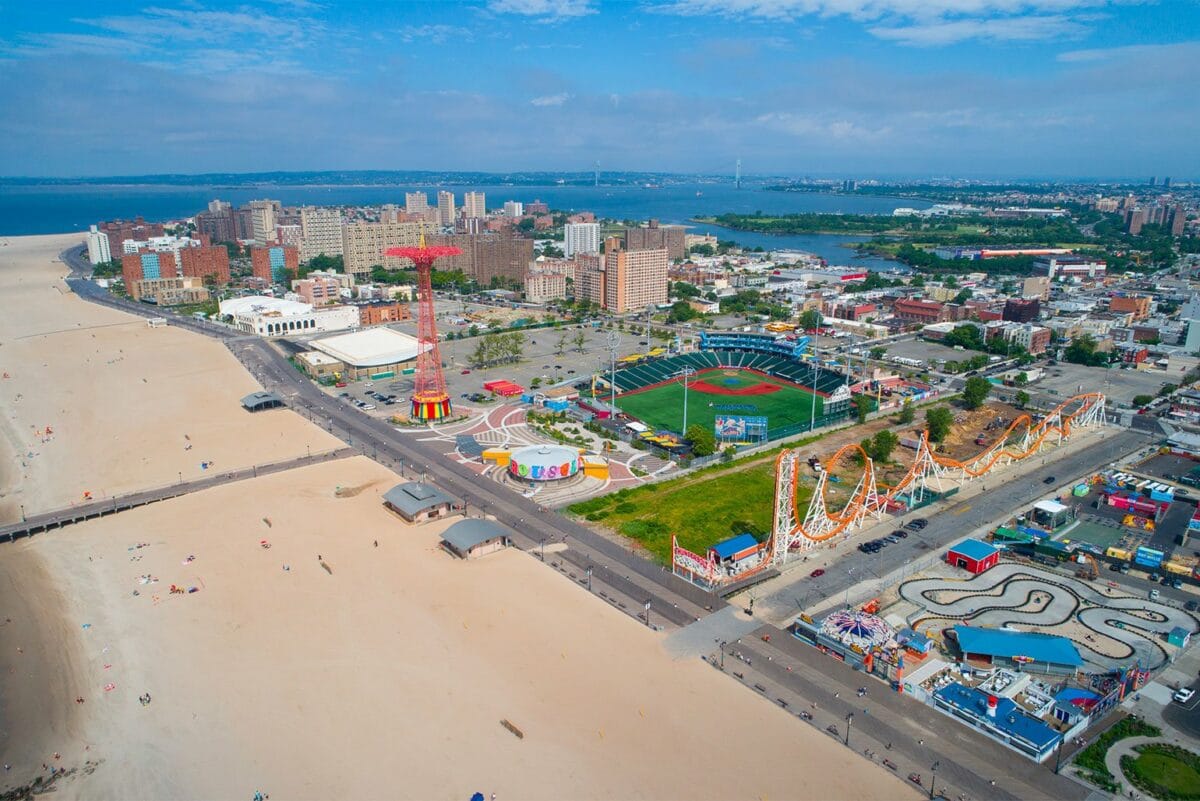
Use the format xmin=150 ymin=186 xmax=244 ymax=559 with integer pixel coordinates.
xmin=248 ymin=199 xmax=278 ymax=245
xmin=405 ymin=192 xmax=429 ymax=214
xmin=300 ymin=207 xmax=344 ymax=262
xmin=563 ymin=222 xmax=600 ymax=257
xmin=86 ymin=225 xmax=111 ymax=264
xmin=463 ymin=191 xmax=486 ymax=219
xmin=437 ymin=191 xmax=455 ymax=226
xmin=503 ymin=200 xmax=523 ymax=218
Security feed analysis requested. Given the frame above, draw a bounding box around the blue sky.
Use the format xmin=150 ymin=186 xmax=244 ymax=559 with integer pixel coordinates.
xmin=0 ymin=0 xmax=1195 ymax=178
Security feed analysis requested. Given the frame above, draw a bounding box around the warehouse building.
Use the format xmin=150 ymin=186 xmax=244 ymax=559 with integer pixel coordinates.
xmin=309 ymin=327 xmax=423 ymax=380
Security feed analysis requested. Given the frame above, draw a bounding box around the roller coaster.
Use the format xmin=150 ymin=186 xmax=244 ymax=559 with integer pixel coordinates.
xmin=768 ymin=393 xmax=1107 ymax=565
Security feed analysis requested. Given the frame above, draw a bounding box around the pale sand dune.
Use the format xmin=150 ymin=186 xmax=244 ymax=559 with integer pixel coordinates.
xmin=9 ymin=456 xmax=912 ymax=800
xmin=0 ymin=234 xmax=343 ymax=521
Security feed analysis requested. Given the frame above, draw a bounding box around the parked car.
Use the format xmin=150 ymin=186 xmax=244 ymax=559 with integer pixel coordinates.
xmin=1186 ymin=600 xmax=1199 ymax=612
xmin=1043 ymin=476 xmax=1056 ymax=485
xmin=1172 ymin=578 xmax=1184 ymax=590
xmin=891 ymin=529 xmax=909 ymax=539
xmin=1174 ymin=688 xmax=1195 ymax=704
xmin=362 ymin=403 xmax=376 ymax=410
xmin=1149 ymin=588 xmax=1160 ymax=600
xmin=461 ymin=369 xmax=471 ymax=374
xmin=809 ymin=568 xmax=826 ymax=578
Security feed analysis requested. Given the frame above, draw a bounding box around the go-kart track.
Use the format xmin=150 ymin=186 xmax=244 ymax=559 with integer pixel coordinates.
xmin=899 ymin=562 xmax=1199 ymax=670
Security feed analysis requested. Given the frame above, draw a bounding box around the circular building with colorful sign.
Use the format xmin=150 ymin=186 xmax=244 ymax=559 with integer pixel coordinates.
xmin=508 ymin=444 xmax=580 ymax=482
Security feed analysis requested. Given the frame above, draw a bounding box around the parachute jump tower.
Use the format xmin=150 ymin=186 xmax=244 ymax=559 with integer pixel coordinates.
xmin=386 ymin=236 xmax=462 ymax=421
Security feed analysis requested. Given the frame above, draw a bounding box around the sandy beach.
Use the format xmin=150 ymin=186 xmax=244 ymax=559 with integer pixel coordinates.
xmin=0 ymin=235 xmax=913 ymax=800
xmin=0 ymin=234 xmax=342 ymax=523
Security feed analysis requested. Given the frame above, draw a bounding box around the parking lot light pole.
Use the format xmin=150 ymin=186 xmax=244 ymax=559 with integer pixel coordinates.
xmin=844 ymin=712 xmax=853 ymax=746
xmin=928 ymin=761 xmax=939 ymax=799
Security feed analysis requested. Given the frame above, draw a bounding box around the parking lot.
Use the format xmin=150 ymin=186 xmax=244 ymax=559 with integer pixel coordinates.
xmin=1037 ymin=361 xmax=1174 ymax=408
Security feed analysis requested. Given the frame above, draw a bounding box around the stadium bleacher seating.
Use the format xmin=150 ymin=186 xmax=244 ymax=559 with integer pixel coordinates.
xmin=609 ymin=350 xmax=843 ymax=395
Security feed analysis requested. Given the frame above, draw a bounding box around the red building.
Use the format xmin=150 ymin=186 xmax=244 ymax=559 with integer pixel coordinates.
xmin=121 ymin=250 xmax=178 ymax=286
xmin=179 ymin=246 xmax=231 ymax=284
xmin=356 ymin=300 xmax=411 ymax=326
xmin=893 ymin=298 xmax=949 ymax=324
xmin=945 ymin=539 xmax=1000 ymax=574
xmin=250 ymin=246 xmax=299 ymax=284
xmin=100 ymin=217 xmax=164 ymax=258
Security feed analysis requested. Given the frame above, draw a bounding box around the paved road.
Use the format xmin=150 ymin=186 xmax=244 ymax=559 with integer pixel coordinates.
xmin=57 ymin=245 xmax=1114 ymax=800
xmin=1 ymin=448 xmax=355 ymax=540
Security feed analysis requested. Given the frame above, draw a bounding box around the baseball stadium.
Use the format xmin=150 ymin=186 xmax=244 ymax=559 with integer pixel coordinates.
xmin=599 ymin=331 xmax=852 ymax=443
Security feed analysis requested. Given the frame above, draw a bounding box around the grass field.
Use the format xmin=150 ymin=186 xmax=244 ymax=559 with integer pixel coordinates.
xmin=568 ymin=434 xmax=822 ymax=563
xmin=1123 ymin=744 xmax=1200 ymax=799
xmin=617 ymin=368 xmax=824 ymax=437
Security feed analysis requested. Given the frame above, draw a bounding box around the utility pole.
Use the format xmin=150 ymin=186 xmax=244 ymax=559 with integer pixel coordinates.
xmin=809 ymin=346 xmax=818 ymax=431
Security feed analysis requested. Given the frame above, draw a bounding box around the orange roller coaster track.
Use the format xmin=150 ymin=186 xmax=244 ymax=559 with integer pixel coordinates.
xmin=768 ymin=393 xmax=1106 ymax=565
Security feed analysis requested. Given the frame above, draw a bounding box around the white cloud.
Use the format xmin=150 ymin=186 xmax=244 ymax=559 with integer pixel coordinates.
xmin=870 ymin=14 xmax=1088 ymax=44
xmin=487 ymin=0 xmax=597 ymax=19
xmin=531 ymin=92 xmax=572 ymax=106
xmin=395 ymin=24 xmax=473 ymax=44
xmin=1057 ymin=41 xmax=1200 ymax=63
xmin=651 ymin=0 xmax=1141 ymax=45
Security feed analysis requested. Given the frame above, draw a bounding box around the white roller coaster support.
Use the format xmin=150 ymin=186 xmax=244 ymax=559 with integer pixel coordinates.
xmin=772 ymin=393 xmax=1107 ymax=558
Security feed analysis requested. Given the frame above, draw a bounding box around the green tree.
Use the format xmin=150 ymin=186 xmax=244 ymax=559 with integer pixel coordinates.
xmin=1065 ymin=334 xmax=1109 ymax=367
xmin=685 ymin=423 xmax=716 ymax=456
xmin=573 ymin=329 xmax=588 ymax=352
xmin=556 ymin=332 xmax=567 ymax=356
xmin=799 ymin=309 xmax=823 ymax=331
xmin=962 ymin=376 xmax=992 ymax=410
xmin=925 ymin=405 xmax=954 ymax=443
xmin=1132 ymin=394 xmax=1154 ymax=407
xmin=897 ymin=401 xmax=915 ymax=424
xmin=871 ymin=430 xmax=899 ymax=463
xmin=673 ymin=281 xmax=701 ymax=298
xmin=1014 ymin=390 xmax=1031 ymax=408
xmin=869 ymin=346 xmax=887 ymax=360
xmin=856 ymin=393 xmax=877 ymax=424
xmin=667 ymin=300 xmax=699 ymax=323
xmin=1014 ymin=372 xmax=1029 ymax=387
xmin=530 ymin=377 xmax=543 ymax=389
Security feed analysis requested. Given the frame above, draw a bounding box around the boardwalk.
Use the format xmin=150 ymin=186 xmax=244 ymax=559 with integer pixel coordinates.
xmin=1 ymin=447 xmax=355 ymax=541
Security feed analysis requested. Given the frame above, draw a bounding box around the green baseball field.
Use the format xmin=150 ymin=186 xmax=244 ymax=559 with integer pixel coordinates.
xmin=616 ymin=368 xmax=824 ymax=437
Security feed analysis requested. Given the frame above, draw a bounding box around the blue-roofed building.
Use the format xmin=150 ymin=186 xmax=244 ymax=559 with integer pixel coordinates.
xmin=945 ymin=539 xmax=1001 ymax=574
xmin=710 ymin=533 xmax=761 ymax=565
xmin=932 ymin=681 xmax=1063 ymax=762
xmin=953 ymin=626 xmax=1083 ymax=675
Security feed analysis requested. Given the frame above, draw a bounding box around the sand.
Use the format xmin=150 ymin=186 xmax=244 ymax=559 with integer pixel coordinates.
xmin=0 ymin=235 xmax=912 ymax=800
xmin=6 ymin=456 xmax=911 ymax=800
xmin=0 ymin=234 xmax=342 ymax=522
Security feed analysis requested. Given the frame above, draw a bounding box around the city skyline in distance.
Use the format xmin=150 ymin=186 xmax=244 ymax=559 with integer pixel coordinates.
xmin=0 ymin=0 xmax=1196 ymax=179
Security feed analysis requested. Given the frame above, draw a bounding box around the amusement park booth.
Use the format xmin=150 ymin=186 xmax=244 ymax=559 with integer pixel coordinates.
xmin=709 ymin=534 xmax=763 ymax=574
xmin=1031 ymin=499 xmax=1074 ymax=530
xmin=439 ymin=519 xmax=511 ymax=560
xmin=952 ymin=626 xmax=1083 ymax=676
xmin=945 ymin=539 xmax=1001 ymax=574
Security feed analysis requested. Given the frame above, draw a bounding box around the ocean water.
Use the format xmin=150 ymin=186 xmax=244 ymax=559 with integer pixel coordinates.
xmin=0 ymin=182 xmax=928 ymax=269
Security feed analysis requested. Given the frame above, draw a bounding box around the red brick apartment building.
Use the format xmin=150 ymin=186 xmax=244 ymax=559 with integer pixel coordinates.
xmin=121 ymin=251 xmax=178 ymax=286
xmin=180 ymin=246 xmax=231 ymax=284
xmin=892 ymin=298 xmax=950 ymax=324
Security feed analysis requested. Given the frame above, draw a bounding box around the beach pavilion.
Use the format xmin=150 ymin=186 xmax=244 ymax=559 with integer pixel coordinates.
xmin=439 ymin=519 xmax=512 ymax=559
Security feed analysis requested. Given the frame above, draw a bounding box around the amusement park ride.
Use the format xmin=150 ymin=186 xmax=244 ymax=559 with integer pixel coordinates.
xmin=673 ymin=392 xmax=1107 ymax=588
xmin=386 ymin=235 xmax=461 ymax=421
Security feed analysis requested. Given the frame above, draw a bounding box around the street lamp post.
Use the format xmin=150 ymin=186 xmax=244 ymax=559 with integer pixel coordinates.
xmin=845 ymin=567 xmax=855 ymax=608
xmin=928 ymin=761 xmax=939 ymax=800
xmin=844 ymin=712 xmax=853 ymax=746
xmin=644 ymin=599 xmax=652 ymax=628
xmin=719 ymin=639 xmax=727 ymax=669
xmin=540 ymin=537 xmax=546 ymax=561
xmin=674 ymin=367 xmax=696 ymax=434
xmin=586 ymin=566 xmax=593 ymax=593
